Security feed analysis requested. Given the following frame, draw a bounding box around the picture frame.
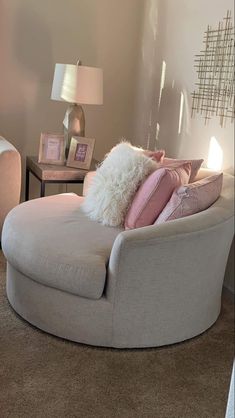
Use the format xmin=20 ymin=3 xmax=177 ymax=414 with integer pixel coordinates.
xmin=66 ymin=136 xmax=95 ymax=170
xmin=38 ymin=133 xmax=65 ymax=165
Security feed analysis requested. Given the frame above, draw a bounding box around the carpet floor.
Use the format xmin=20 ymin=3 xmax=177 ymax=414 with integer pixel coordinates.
xmin=0 ymin=250 xmax=234 ymax=418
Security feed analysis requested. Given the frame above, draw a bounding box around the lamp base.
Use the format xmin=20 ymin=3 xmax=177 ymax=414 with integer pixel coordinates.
xmin=63 ymin=104 xmax=85 ymax=156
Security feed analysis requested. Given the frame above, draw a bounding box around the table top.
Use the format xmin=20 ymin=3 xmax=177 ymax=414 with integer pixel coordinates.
xmin=26 ymin=156 xmax=98 ymax=181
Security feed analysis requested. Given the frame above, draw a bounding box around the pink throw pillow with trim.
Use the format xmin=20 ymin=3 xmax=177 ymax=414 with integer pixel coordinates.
xmin=155 ymin=173 xmax=223 ymax=224
xmin=162 ymin=157 xmax=204 ymax=183
xmin=125 ymin=163 xmax=191 ymax=230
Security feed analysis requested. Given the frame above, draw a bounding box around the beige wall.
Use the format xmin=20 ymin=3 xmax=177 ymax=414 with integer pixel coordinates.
xmin=0 ymin=0 xmax=143 ymax=197
xmin=133 ymin=0 xmax=234 ymax=173
xmin=133 ymin=0 xmax=234 ymax=293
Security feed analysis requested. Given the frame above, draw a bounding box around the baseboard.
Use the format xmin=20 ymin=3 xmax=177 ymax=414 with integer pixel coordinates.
xmin=223 ymin=285 xmax=235 ymax=303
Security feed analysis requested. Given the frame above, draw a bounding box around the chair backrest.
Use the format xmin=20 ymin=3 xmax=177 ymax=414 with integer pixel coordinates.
xmin=107 ymin=168 xmax=234 ymax=347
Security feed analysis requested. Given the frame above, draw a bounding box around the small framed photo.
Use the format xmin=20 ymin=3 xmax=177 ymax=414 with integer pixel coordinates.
xmin=38 ymin=133 xmax=65 ymax=165
xmin=66 ymin=136 xmax=95 ymax=170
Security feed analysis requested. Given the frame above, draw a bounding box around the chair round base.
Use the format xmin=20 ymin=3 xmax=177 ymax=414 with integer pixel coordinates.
xmin=6 ymin=262 xmax=221 ymax=349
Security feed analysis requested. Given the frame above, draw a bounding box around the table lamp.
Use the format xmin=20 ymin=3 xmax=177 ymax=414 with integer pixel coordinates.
xmin=51 ymin=60 xmax=103 ymax=153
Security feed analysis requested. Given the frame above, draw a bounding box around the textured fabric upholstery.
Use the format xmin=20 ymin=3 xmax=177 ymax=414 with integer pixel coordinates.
xmin=0 ymin=137 xmax=21 ymax=238
xmin=2 ymin=194 xmax=122 ymax=299
xmin=82 ymin=142 xmax=157 ymax=226
xmin=125 ymin=163 xmax=191 ymax=229
xmin=194 ymin=168 xmax=221 ymax=182
xmin=155 ymin=173 xmax=223 ymax=223
xmin=162 ymin=157 xmax=204 ymax=182
xmin=105 ymin=174 xmax=234 ymax=347
xmin=2 ymin=170 xmax=234 ymax=348
xmin=6 ymin=264 xmax=114 ymax=346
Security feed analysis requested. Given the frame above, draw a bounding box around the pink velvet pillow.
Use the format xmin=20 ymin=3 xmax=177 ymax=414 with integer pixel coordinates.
xmin=162 ymin=157 xmax=204 ymax=183
xmin=155 ymin=173 xmax=223 ymax=224
xmin=125 ymin=163 xmax=191 ymax=229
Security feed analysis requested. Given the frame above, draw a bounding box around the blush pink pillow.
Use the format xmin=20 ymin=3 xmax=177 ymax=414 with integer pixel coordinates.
xmin=125 ymin=163 xmax=191 ymax=230
xmin=162 ymin=157 xmax=204 ymax=182
xmin=155 ymin=173 xmax=223 ymax=224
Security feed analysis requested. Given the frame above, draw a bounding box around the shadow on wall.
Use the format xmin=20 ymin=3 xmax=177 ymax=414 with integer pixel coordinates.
xmin=157 ymin=79 xmax=235 ymax=175
xmin=16 ymin=3 xmax=54 ymax=199
xmin=157 ymin=81 xmax=192 ymax=157
xmin=0 ymin=2 xmax=54 ymax=199
xmin=0 ymin=0 xmax=27 ymax=152
xmin=0 ymin=2 xmax=53 ymax=156
xmin=8 ymin=1 xmax=101 ymax=199
xmin=156 ymin=79 xmax=233 ymax=173
xmin=14 ymin=5 xmax=52 ymax=83
xmin=13 ymin=3 xmax=53 ymax=153
xmin=133 ymin=0 xmax=167 ymax=149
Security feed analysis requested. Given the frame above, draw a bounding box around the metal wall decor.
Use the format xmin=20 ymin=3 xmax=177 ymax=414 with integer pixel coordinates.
xmin=191 ymin=10 xmax=234 ymax=127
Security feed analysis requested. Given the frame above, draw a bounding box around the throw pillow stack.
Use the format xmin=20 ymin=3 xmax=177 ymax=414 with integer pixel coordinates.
xmin=82 ymin=141 xmax=223 ymax=228
xmin=82 ymin=142 xmax=158 ymax=226
xmin=125 ymin=163 xmax=191 ymax=229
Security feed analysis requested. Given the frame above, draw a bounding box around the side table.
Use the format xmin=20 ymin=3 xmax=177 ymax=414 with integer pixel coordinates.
xmin=25 ymin=156 xmax=97 ymax=201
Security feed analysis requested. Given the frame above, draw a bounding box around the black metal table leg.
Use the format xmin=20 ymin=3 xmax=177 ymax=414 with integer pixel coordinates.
xmin=25 ymin=168 xmax=30 ymax=201
xmin=40 ymin=181 xmax=46 ymax=197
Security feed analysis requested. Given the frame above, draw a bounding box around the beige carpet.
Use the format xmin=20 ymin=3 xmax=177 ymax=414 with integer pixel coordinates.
xmin=0 ymin=250 xmax=234 ymax=418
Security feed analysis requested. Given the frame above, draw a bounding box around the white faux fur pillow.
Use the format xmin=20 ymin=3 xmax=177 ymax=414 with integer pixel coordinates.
xmin=82 ymin=142 xmax=158 ymax=226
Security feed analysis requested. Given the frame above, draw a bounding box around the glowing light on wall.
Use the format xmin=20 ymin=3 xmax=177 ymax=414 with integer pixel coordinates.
xmin=207 ymin=137 xmax=223 ymax=170
xmin=178 ymin=92 xmax=184 ymax=134
xmin=158 ymin=61 xmax=166 ymax=109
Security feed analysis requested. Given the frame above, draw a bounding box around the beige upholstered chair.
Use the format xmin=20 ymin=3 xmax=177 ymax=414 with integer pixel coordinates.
xmin=1 ymin=169 xmax=234 ymax=348
xmin=0 ymin=137 xmax=21 ymax=239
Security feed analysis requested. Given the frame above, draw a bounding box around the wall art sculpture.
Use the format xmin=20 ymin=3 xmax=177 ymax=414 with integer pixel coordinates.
xmin=191 ymin=10 xmax=234 ymax=127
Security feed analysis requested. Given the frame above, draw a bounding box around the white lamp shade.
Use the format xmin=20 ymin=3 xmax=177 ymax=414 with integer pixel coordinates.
xmin=51 ymin=63 xmax=103 ymax=105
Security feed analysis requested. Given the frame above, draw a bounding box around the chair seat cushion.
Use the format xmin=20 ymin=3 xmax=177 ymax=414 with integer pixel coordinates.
xmin=2 ymin=193 xmax=122 ymax=300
